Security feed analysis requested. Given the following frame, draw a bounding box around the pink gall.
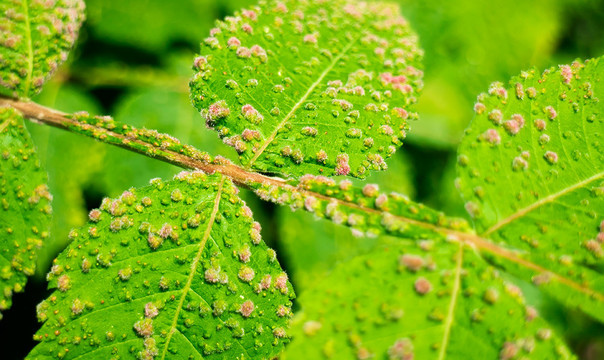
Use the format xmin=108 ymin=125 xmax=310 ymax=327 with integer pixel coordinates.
xmin=544 ymin=106 xmax=557 ymax=120
xmin=236 ymin=47 xmax=252 ymax=58
xmin=335 ymin=154 xmax=351 ymax=176
xmin=400 ymin=254 xmax=424 ymax=272
xmin=503 ymin=120 xmax=520 ymax=135
xmin=145 ymin=302 xmax=159 ymax=319
xmin=241 ymin=23 xmax=253 ymax=34
xmin=482 ymin=129 xmax=501 ymax=145
xmin=414 ymin=277 xmax=432 ymax=295
xmin=239 ymin=300 xmax=255 ymax=317
xmin=560 ymin=64 xmax=573 ymax=84
xmin=207 ymin=101 xmax=230 ymax=121
xmin=534 ymin=119 xmax=546 ymax=131
xmin=227 ymin=37 xmax=241 ymax=48
xmin=134 ymin=319 xmax=154 ymax=338
xmin=303 ymin=34 xmax=318 ymax=44
xmin=544 ymin=151 xmax=558 ymax=164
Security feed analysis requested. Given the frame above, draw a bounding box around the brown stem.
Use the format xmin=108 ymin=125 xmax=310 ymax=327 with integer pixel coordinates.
xmin=1 ymin=96 xmax=601 ymax=303
xmin=0 ymin=95 xmax=282 ymax=189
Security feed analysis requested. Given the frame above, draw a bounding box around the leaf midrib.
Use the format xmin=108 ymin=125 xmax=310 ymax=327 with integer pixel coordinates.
xmin=21 ymin=0 xmax=34 ymax=97
xmin=244 ymin=31 xmax=364 ymax=169
xmin=160 ymin=175 xmax=225 ymax=359
xmin=483 ymin=170 xmax=604 ymax=236
xmin=437 ymin=243 xmax=463 ymax=360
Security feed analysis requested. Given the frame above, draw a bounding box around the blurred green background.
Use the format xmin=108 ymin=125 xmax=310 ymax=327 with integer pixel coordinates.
xmin=2 ymin=0 xmax=604 ymax=358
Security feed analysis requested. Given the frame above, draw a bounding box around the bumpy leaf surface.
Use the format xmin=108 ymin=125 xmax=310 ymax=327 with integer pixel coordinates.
xmin=28 ymin=172 xmax=294 ymax=360
xmin=0 ymin=105 xmax=51 ymax=318
xmin=457 ymin=58 xmax=604 ymax=321
xmin=190 ymin=0 xmax=423 ymax=179
xmin=283 ymin=241 xmax=573 ymax=360
xmin=0 ymin=0 xmax=85 ymax=98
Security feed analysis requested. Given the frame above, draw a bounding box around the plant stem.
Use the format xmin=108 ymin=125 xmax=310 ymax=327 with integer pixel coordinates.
xmin=1 ymin=96 xmax=471 ymax=240
xmin=2 ymin=96 xmax=601 ymax=303
xmin=0 ymin=95 xmax=276 ymax=188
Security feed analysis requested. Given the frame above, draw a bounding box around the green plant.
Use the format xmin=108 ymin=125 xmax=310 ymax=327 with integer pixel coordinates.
xmin=0 ymin=0 xmax=602 ymax=359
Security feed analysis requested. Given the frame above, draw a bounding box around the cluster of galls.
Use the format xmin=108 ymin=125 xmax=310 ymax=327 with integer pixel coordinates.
xmin=69 ymin=111 xmax=214 ymax=166
xmin=253 ymin=173 xmax=469 ymax=242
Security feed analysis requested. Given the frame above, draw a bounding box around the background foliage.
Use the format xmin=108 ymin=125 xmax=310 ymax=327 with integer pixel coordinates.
xmin=2 ymin=0 xmax=604 ymax=358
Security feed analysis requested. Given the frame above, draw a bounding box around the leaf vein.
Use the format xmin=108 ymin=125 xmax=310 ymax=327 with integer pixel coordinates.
xmin=483 ymin=170 xmax=604 ymax=236
xmin=160 ymin=175 xmax=225 ymax=359
xmin=244 ymin=32 xmax=363 ymax=169
xmin=436 ymin=243 xmax=463 ymax=360
xmin=21 ymin=0 xmax=34 ymax=97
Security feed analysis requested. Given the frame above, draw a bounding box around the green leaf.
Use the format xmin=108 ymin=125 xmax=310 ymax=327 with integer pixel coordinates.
xmin=28 ymin=171 xmax=294 ymax=359
xmin=278 ymin=209 xmax=377 ymax=292
xmin=189 ymin=0 xmax=423 ymax=179
xmin=0 ymin=105 xmax=52 ymax=318
xmin=283 ymin=241 xmax=574 ymax=359
xmin=0 ymin=0 xmax=86 ymax=98
xmin=456 ymin=58 xmax=604 ymax=321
